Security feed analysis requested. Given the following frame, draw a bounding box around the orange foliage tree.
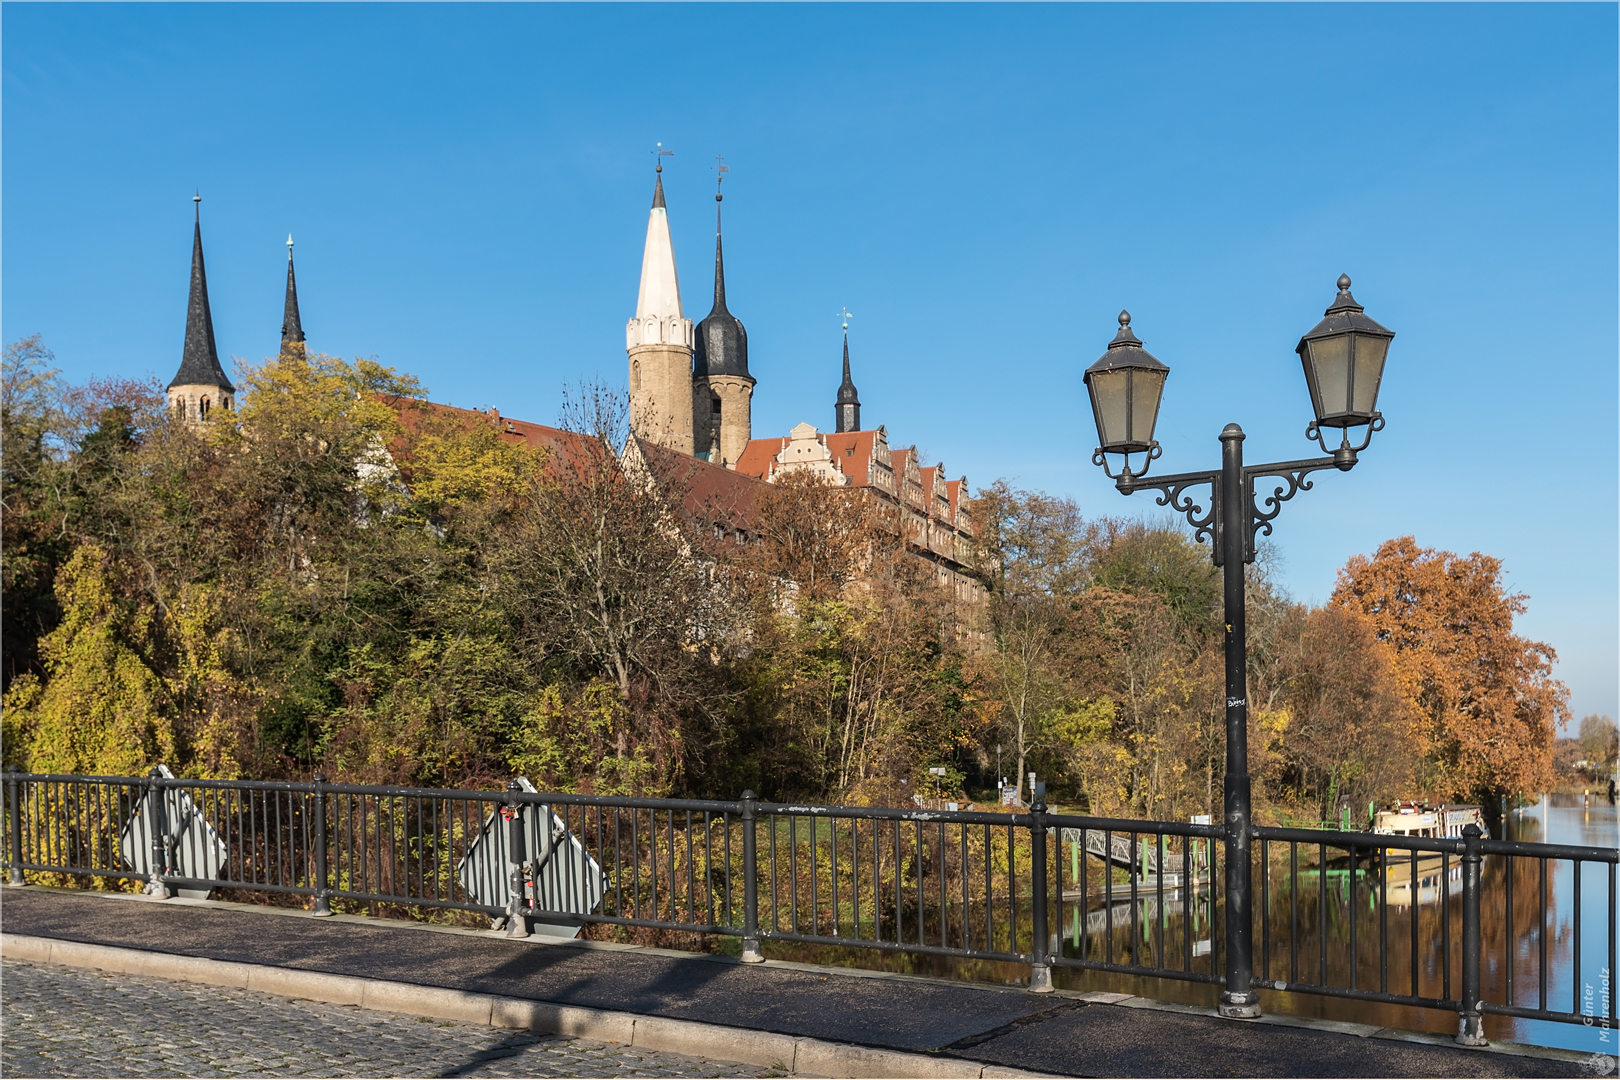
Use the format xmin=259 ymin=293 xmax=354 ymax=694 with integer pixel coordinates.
xmin=1331 ymin=536 xmax=1566 ymax=803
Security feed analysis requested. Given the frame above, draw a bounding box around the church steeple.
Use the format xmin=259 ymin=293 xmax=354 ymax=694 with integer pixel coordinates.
xmin=835 ymin=314 xmax=860 ymax=434
xmin=626 ymin=147 xmax=695 ymax=455
xmin=281 ymin=234 xmax=305 ymax=352
xmin=692 ymin=161 xmax=755 ymax=467
xmin=167 ymin=193 xmax=235 ymax=421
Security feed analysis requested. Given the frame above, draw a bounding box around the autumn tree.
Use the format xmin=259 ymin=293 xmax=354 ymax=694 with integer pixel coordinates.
xmin=1263 ymin=604 xmax=1415 ymax=822
xmin=1332 ymin=536 xmax=1566 ymax=803
xmin=1578 ymin=714 xmax=1618 ymax=775
xmin=495 ymin=385 xmax=739 ymax=796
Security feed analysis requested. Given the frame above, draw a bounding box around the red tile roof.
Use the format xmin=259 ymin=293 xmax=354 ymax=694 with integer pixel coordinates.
xmin=635 ymin=438 xmax=766 ymax=529
xmin=822 ymin=431 xmax=880 ymax=486
xmin=734 ymin=436 xmax=790 ymax=481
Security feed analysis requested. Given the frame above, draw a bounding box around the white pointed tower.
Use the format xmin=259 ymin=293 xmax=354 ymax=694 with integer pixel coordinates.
xmin=626 ymin=162 xmax=695 ymax=454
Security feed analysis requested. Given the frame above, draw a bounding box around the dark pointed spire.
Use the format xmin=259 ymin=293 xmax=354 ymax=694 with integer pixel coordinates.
xmin=168 ymin=193 xmax=234 ymax=393
xmin=281 ymin=234 xmax=305 ymax=350
xmin=693 ymin=183 xmax=750 ymax=381
xmin=835 ymin=316 xmax=860 ymax=434
xmin=711 ymin=195 xmax=727 ymax=313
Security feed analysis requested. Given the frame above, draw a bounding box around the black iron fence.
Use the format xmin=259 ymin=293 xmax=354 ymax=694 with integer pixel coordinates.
xmin=4 ymin=770 xmax=1614 ymax=1042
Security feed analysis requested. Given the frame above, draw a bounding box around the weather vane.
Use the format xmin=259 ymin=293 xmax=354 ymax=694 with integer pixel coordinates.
xmin=838 ymin=307 xmax=854 ymax=331
xmin=715 ymin=154 xmax=728 ymax=196
xmin=653 ymin=142 xmax=674 ymax=173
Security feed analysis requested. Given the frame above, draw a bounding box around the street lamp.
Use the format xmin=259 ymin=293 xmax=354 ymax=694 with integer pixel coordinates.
xmin=1084 ymin=274 xmax=1395 ymax=1023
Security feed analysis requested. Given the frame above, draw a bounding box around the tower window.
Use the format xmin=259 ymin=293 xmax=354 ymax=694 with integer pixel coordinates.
xmin=199 ymin=397 xmax=210 ymax=419
xmin=712 ymin=396 xmax=722 ymax=422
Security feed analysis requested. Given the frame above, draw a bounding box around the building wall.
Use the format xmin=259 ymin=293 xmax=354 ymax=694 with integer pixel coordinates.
xmin=693 ymin=374 xmax=753 ymax=467
xmin=169 ymin=382 xmax=233 ymax=423
xmin=628 ymin=339 xmax=695 ymax=456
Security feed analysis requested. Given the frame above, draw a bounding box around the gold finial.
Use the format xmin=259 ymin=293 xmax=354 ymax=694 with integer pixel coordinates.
xmin=838 ymin=306 xmax=854 ymax=332
xmin=715 ymin=154 xmax=728 ymax=202
xmin=653 ymin=141 xmax=673 ymax=174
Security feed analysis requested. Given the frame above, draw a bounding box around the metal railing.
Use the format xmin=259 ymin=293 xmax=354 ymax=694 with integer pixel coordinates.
xmin=4 ymin=769 xmax=1614 ymax=1042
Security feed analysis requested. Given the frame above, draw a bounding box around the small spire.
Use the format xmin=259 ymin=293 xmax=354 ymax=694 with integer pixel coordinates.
xmin=711 ymin=171 xmax=727 ymax=313
xmin=281 ymin=233 xmax=305 ymax=349
xmin=835 ymin=310 xmax=860 ymax=433
xmin=651 ymin=142 xmax=673 ymax=208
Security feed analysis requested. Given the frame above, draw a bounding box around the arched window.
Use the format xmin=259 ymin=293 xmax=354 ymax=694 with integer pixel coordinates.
xmin=199 ymin=397 xmax=211 ymax=419
xmin=174 ymin=398 xmax=186 ymax=420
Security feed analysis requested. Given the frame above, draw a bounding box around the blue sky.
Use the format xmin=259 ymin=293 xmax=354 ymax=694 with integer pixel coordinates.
xmin=4 ymin=4 xmax=1616 ymax=722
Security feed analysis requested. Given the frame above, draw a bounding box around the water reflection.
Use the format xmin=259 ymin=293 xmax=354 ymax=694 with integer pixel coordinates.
xmin=759 ymin=796 xmax=1615 ymax=1056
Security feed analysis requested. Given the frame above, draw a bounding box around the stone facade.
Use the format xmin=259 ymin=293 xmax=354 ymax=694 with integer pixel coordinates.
xmin=693 ymin=374 xmax=753 ymax=468
xmin=168 ymin=382 xmax=234 ymax=422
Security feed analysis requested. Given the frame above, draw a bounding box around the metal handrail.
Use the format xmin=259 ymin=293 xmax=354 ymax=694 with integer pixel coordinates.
xmin=3 ymin=769 xmax=1614 ymax=1039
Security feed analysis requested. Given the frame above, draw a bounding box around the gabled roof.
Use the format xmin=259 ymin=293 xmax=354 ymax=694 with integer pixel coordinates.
xmin=890 ymin=448 xmax=912 ymax=481
xmin=821 ymin=431 xmax=877 ymax=486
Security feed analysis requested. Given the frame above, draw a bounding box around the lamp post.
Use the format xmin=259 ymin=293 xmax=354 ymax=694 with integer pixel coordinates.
xmin=1083 ymin=275 xmax=1394 ymax=1020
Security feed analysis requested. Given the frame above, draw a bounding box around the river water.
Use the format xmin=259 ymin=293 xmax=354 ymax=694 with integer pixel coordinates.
xmin=762 ymin=794 xmax=1616 ymax=1055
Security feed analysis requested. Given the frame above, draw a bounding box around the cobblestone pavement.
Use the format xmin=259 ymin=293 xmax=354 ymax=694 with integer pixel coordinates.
xmin=1 ymin=960 xmax=780 ymax=1079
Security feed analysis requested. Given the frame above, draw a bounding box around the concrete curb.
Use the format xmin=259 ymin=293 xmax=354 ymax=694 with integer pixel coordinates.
xmin=0 ymin=933 xmax=1061 ymax=1078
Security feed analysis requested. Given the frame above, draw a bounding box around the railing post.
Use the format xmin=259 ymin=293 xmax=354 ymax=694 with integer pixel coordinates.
xmin=1456 ymin=823 xmax=1487 ymax=1046
xmin=6 ymin=770 xmax=26 ymax=887
xmin=1029 ymin=784 xmax=1053 ymax=992
xmin=740 ymin=789 xmax=763 ymax=963
xmin=311 ymin=773 xmax=332 ymax=916
xmin=144 ymin=767 xmax=174 ymax=899
xmin=504 ymin=781 xmax=531 ymax=938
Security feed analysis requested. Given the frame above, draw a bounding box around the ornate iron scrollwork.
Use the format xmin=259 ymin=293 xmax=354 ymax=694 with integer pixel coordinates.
xmin=1119 ymin=468 xmax=1220 ymax=548
xmin=1305 ymin=413 xmax=1384 ymax=457
xmin=1122 ymin=456 xmax=1350 ymax=565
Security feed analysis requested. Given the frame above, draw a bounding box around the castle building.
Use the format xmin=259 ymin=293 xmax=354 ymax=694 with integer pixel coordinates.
xmin=167 ymin=195 xmax=236 ymax=421
xmin=158 ymin=168 xmax=982 ymax=603
xmin=615 ymin=167 xmax=980 ymax=604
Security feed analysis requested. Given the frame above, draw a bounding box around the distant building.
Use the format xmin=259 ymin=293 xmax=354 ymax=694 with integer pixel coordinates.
xmin=160 ymin=171 xmax=983 ymax=603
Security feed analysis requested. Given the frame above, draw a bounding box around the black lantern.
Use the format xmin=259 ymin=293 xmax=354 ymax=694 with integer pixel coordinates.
xmin=1296 ymin=275 xmax=1394 ymax=440
xmin=1084 ymin=311 xmax=1169 ymax=470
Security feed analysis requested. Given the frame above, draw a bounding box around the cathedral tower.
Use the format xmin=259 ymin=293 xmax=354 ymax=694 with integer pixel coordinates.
xmin=167 ymin=194 xmax=235 ymax=422
xmin=692 ymin=179 xmax=754 ymax=466
xmin=281 ymin=234 xmax=306 ymax=354
xmin=626 ymin=165 xmax=695 ymax=455
xmin=834 ymin=320 xmax=860 ymax=434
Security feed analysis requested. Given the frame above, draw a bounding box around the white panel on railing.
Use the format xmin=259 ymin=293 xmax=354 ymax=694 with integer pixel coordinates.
xmin=120 ymin=765 xmax=228 ymax=900
xmin=455 ymin=778 xmax=605 ymax=938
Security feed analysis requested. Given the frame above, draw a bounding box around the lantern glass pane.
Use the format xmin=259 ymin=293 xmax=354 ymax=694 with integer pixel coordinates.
xmin=1088 ymin=369 xmax=1130 ymax=448
xmin=1351 ymin=334 xmax=1387 ymax=416
xmin=1308 ymin=333 xmax=1352 ymax=420
xmin=1130 ymin=368 xmax=1166 ymax=447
